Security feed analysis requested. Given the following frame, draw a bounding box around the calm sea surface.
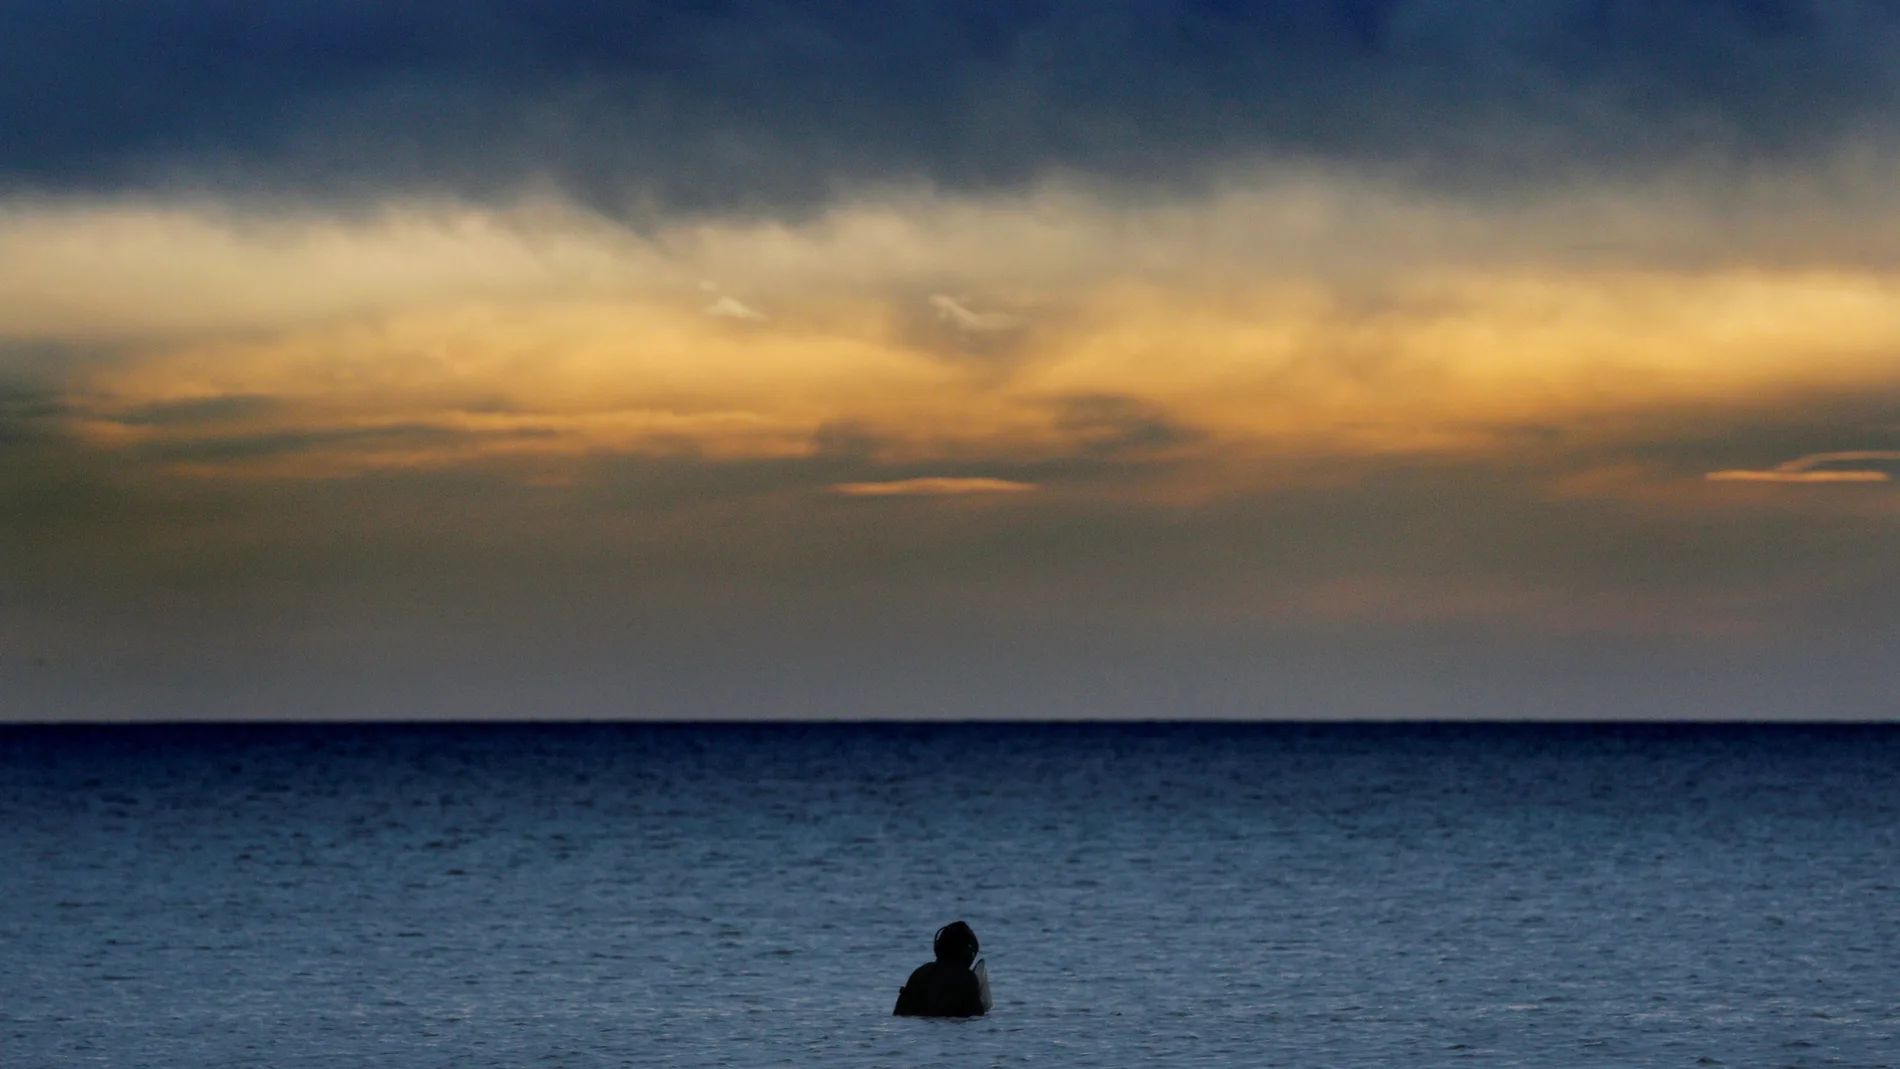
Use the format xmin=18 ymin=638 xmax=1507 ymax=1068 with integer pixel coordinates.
xmin=1 ymin=723 xmax=1895 ymax=1068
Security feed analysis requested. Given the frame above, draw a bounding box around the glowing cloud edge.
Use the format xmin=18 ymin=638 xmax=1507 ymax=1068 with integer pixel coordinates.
xmin=828 ymin=477 xmax=1038 ymax=497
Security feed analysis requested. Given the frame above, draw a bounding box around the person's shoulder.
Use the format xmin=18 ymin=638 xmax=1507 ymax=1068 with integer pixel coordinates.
xmin=896 ymin=961 xmax=951 ymax=1016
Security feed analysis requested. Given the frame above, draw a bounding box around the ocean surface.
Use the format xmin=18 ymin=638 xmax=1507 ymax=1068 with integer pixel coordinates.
xmin=1 ymin=723 xmax=1895 ymax=1068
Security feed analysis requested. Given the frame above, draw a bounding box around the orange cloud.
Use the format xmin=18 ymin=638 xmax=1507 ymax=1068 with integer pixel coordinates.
xmin=1707 ymin=451 xmax=1900 ymax=483
xmin=10 ymin=187 xmax=1900 ymax=488
xmin=829 ymin=477 xmax=1037 ymax=496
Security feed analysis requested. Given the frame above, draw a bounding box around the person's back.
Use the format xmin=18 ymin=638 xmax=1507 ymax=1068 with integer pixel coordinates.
xmin=894 ymin=960 xmax=986 ymax=1017
xmin=893 ymin=921 xmax=991 ymax=1018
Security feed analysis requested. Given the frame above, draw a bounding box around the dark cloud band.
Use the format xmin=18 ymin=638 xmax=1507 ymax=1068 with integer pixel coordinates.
xmin=3 ymin=1 xmax=1898 ymax=212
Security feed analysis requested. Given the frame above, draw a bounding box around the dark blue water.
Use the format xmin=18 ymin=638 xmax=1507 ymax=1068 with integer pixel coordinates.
xmin=1 ymin=723 xmax=1895 ymax=1068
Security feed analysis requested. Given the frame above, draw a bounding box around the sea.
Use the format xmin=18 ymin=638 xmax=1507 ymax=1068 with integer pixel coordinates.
xmin=1 ymin=723 xmax=1895 ymax=1068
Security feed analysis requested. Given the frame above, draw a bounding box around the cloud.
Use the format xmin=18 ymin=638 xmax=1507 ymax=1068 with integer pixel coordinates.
xmin=0 ymin=383 xmax=66 ymax=447
xmin=4 ymin=2 xmax=1900 ymax=213
xmin=829 ymin=477 xmax=1037 ymax=496
xmin=11 ymin=6 xmax=1900 ymax=722
xmin=11 ymin=188 xmax=1900 ymax=486
xmin=703 ymin=295 xmax=766 ymax=321
xmin=1053 ymin=394 xmax=1201 ymax=457
xmin=13 ymin=178 xmax=1900 ymax=348
xmin=33 ymin=227 xmax=1900 ymax=480
xmin=0 ymin=201 xmax=663 ymax=340
xmin=929 ymin=295 xmax=1021 ymax=332
xmin=1707 ymin=450 xmax=1900 ymax=483
xmin=111 ymin=394 xmax=278 ymax=427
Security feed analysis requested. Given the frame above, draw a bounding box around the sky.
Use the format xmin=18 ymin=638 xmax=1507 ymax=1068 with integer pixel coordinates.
xmin=4 ymin=0 xmax=1900 ymax=720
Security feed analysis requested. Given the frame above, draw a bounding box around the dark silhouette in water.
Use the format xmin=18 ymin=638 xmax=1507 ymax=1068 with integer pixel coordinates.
xmin=893 ymin=921 xmax=992 ymax=1017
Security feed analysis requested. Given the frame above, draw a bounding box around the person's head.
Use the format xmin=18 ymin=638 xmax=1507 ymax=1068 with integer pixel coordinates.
xmin=932 ymin=921 xmax=979 ymax=967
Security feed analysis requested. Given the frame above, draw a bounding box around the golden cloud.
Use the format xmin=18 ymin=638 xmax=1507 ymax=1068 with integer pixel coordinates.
xmin=7 ymin=183 xmax=1900 ymax=486
xmin=830 ymin=477 xmax=1037 ymax=496
xmin=1707 ymin=451 xmax=1900 ymax=483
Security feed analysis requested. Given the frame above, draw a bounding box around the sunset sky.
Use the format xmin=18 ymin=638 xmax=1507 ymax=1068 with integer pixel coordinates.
xmin=4 ymin=1 xmax=1900 ymax=720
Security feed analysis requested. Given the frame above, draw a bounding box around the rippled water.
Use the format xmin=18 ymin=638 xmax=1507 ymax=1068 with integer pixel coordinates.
xmin=2 ymin=723 xmax=1896 ymax=1067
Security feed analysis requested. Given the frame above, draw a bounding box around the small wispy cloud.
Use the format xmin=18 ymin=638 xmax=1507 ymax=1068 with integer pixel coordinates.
xmin=829 ymin=477 xmax=1037 ymax=497
xmin=1706 ymin=450 xmax=1900 ymax=483
xmin=929 ymin=295 xmax=1020 ymax=332
xmin=703 ymin=294 xmax=766 ymax=321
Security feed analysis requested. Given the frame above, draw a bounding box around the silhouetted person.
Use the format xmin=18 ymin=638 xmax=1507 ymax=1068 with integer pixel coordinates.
xmin=893 ymin=921 xmax=991 ymax=1017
